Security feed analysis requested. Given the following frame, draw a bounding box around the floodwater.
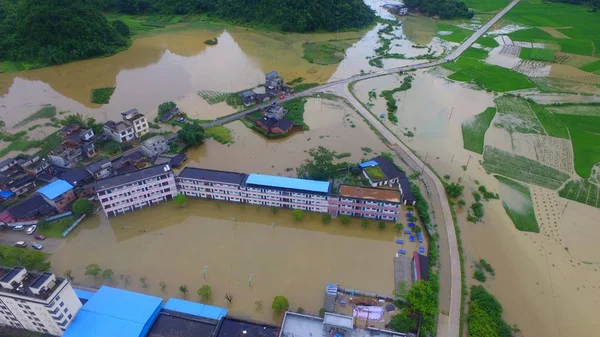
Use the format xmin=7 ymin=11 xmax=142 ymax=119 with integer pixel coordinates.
xmin=354 ymin=69 xmax=600 ymax=336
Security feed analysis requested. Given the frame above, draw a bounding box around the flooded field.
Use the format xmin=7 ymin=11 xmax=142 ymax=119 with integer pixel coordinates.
xmin=50 ymin=200 xmax=403 ymax=322
xmin=353 ymin=69 xmax=600 ymax=336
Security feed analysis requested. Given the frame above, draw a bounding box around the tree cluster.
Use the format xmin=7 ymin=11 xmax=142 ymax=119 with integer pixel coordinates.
xmin=404 ymin=0 xmax=474 ymax=19
xmin=0 ymin=0 xmax=129 ymax=65
xmin=92 ymin=0 xmax=376 ymax=32
xmin=296 ymin=146 xmax=347 ymax=181
xmin=468 ymin=285 xmax=512 ymax=337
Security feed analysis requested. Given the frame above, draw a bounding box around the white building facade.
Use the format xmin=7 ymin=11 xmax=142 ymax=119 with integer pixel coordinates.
xmin=0 ymin=267 xmax=81 ymax=336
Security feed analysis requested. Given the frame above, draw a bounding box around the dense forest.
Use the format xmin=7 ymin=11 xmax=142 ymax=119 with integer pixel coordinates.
xmin=0 ymin=0 xmax=128 ymax=65
xmin=404 ymin=0 xmax=474 ymax=19
xmin=93 ymin=0 xmax=376 ymax=32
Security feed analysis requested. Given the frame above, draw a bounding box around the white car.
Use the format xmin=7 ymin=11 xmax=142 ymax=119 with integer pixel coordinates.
xmin=12 ymin=225 xmax=24 ymax=231
xmin=14 ymin=241 xmax=26 ymax=248
xmin=26 ymin=225 xmax=37 ymax=235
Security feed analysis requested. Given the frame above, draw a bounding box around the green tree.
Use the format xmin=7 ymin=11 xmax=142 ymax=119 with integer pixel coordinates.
xmin=158 ymin=101 xmax=176 ymax=118
xmin=389 ymin=310 xmax=417 ymax=332
xmin=445 ymin=182 xmax=464 ymax=198
xmin=405 ymin=280 xmax=438 ymax=317
xmin=112 ymin=19 xmax=130 ymax=37
xmin=339 ymin=215 xmax=351 ymax=225
xmin=413 ymin=226 xmax=422 ymax=234
xmin=395 ymin=223 xmax=404 ymax=232
xmin=179 ymin=284 xmax=188 ymax=297
xmin=272 ymin=296 xmax=290 ymax=313
xmin=85 ymin=264 xmax=102 ymax=278
xmin=271 ymin=207 xmax=278 ymax=215
xmin=292 ymin=209 xmax=304 ymax=221
xmin=72 ymin=198 xmax=94 ymax=216
xmin=197 ymin=285 xmax=212 ymax=301
xmin=473 ymin=192 xmax=482 ymax=202
xmin=104 ymin=140 xmax=121 ymax=154
xmin=102 ymin=268 xmax=114 ymax=281
xmin=0 ymin=119 xmax=5 ymax=131
xmin=174 ymin=193 xmax=187 ymax=206
xmin=378 ymin=221 xmax=386 ymax=230
xmin=458 ymin=199 xmax=466 ymax=208
xmin=473 ymin=269 xmax=486 ymax=282
xmin=471 ymin=202 xmax=485 ymax=218
xmin=321 ymin=213 xmax=332 ymax=224
xmin=177 ymin=122 xmax=205 ymax=146
xmin=296 ymin=146 xmax=339 ymax=180
xmin=296 ymin=307 xmax=305 ymax=314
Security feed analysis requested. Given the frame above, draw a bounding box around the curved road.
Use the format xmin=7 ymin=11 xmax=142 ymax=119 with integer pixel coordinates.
xmin=203 ymin=2 xmax=519 ymax=337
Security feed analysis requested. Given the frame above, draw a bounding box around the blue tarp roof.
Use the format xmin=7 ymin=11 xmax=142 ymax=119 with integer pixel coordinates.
xmin=358 ymin=160 xmax=378 ymax=168
xmin=164 ymin=298 xmax=228 ymax=320
xmin=63 ymin=286 xmax=163 ymax=337
xmin=245 ymin=173 xmax=330 ymax=194
xmin=0 ymin=190 xmax=14 ymax=199
xmin=37 ymin=179 xmax=73 ymax=199
xmin=74 ymin=288 xmax=96 ymax=301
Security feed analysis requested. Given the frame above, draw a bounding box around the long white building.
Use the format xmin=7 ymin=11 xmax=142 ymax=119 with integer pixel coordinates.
xmin=0 ymin=267 xmax=82 ymax=335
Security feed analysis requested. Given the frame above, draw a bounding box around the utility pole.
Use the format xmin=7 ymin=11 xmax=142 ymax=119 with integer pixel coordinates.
xmin=465 ymin=154 xmax=472 ymax=170
xmin=448 ymin=106 xmax=454 ymax=120
xmin=421 ymin=152 xmax=428 ymax=176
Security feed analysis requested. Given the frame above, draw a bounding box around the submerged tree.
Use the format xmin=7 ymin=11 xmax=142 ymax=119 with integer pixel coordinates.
xmin=197 ymin=285 xmax=212 ymax=301
xmin=179 ymin=284 xmax=188 ymax=297
xmin=292 ymin=209 xmax=304 ymax=221
xmin=272 ymin=296 xmax=290 ymax=313
xmin=177 ymin=122 xmax=205 ymax=146
xmin=85 ymin=264 xmax=102 ymax=279
xmin=72 ymin=198 xmax=94 ymax=216
xmin=296 ymin=146 xmax=339 ymax=180
xmin=174 ymin=193 xmax=187 ymax=206
xmin=102 ymin=269 xmax=114 ymax=282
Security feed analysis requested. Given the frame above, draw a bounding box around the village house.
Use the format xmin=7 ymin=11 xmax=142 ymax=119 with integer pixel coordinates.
xmin=121 ymin=109 xmax=149 ymax=138
xmin=6 ymin=194 xmax=55 ymax=221
xmin=239 ymin=90 xmax=257 ymax=107
xmin=0 ymin=157 xmax=18 ymax=173
xmin=255 ymin=103 xmax=293 ymax=134
xmin=48 ymin=125 xmax=96 ymax=168
xmin=103 ymin=120 xmax=135 ymax=143
xmin=383 ymin=3 xmax=408 ymax=15
xmin=85 ymin=158 xmax=113 ymax=180
xmin=359 ymin=156 xmax=416 ymax=206
xmin=265 ymin=71 xmax=284 ymax=94
xmin=37 ymin=179 xmax=76 ymax=213
xmin=0 ymin=158 xmax=38 ymax=196
xmin=56 ymin=167 xmax=94 ymax=187
xmin=141 ymin=135 xmax=170 ymax=157
xmin=159 ymin=107 xmax=180 ymax=123
xmin=330 ymin=184 xmax=402 ymax=222
xmin=17 ymin=155 xmax=50 ymax=177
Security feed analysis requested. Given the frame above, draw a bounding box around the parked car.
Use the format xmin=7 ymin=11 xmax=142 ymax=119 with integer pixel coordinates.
xmin=279 ymin=95 xmax=285 ymax=99
xmin=31 ymin=242 xmax=43 ymax=250
xmin=14 ymin=241 xmax=26 ymax=248
xmin=34 ymin=234 xmax=47 ymax=240
xmin=12 ymin=225 xmax=24 ymax=231
xmin=26 ymin=225 xmax=37 ymax=235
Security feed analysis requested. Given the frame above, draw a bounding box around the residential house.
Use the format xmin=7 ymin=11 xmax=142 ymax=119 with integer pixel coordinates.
xmin=359 ymin=156 xmax=415 ymax=205
xmin=239 ymin=90 xmax=257 ymax=107
xmin=0 ymin=158 xmax=18 ymax=173
xmin=0 ymin=267 xmax=82 ymax=335
xmin=95 ymin=164 xmax=177 ymax=217
xmin=17 ymin=156 xmax=50 ymax=177
xmin=58 ymin=167 xmax=93 ymax=187
xmin=265 ymin=104 xmax=287 ymax=120
xmin=329 ymin=184 xmax=401 ymax=221
xmin=0 ymin=166 xmax=37 ymax=196
xmin=265 ymin=71 xmax=284 ymax=94
xmin=398 ymin=176 xmax=416 ymax=206
xmin=7 ymin=195 xmax=55 ymax=221
xmin=103 ymin=120 xmax=135 ymax=143
xmin=48 ymin=125 xmax=96 ymax=168
xmin=111 ymin=150 xmax=147 ymax=175
xmin=141 ymin=136 xmax=169 ymax=158
xmin=37 ymin=179 xmax=76 ymax=213
xmin=121 ymin=109 xmax=149 ymax=138
xmin=85 ymin=159 xmax=113 ymax=180
xmin=255 ymin=116 xmax=293 ymax=134
xmin=159 ymin=107 xmax=179 ymax=123
xmin=413 ymin=252 xmax=429 ymax=281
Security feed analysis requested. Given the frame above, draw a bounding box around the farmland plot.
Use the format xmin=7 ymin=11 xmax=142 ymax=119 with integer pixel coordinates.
xmin=559 ymin=179 xmax=600 ymax=208
xmin=513 ymin=60 xmax=551 ymax=77
xmin=496 ymin=175 xmax=540 ymax=232
xmin=554 ymin=52 xmax=598 ymax=68
xmin=550 ymin=64 xmax=600 ymax=84
xmin=532 ymin=134 xmax=574 ymax=174
xmin=547 ymin=104 xmax=600 ymax=116
xmin=197 ymin=91 xmax=231 ymax=105
xmin=483 ymin=146 xmax=571 ymax=190
xmin=494 ymin=96 xmax=545 ymax=134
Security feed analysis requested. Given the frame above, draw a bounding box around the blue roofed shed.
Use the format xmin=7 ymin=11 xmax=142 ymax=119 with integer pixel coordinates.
xmin=245 ymin=173 xmax=331 ymax=194
xmin=63 ymin=286 xmax=163 ymax=337
xmin=37 ymin=179 xmax=73 ymax=200
xmin=74 ymin=288 xmax=96 ymax=304
xmin=358 ymin=160 xmax=378 ymax=168
xmin=164 ymin=298 xmax=228 ymax=320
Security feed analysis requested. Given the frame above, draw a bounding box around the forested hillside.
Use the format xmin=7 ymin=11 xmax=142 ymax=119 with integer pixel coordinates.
xmin=93 ymin=0 xmax=376 ymax=32
xmin=0 ymin=0 xmax=128 ymax=65
xmin=404 ymin=0 xmax=474 ymax=19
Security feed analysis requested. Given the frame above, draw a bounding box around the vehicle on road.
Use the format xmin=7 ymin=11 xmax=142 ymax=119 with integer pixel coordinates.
xmin=12 ymin=225 xmax=24 ymax=231
xmin=26 ymin=225 xmax=37 ymax=235
xmin=279 ymin=95 xmax=285 ymax=99
xmin=31 ymin=242 xmax=43 ymax=250
xmin=34 ymin=234 xmax=47 ymax=240
xmin=14 ymin=241 xmax=26 ymax=248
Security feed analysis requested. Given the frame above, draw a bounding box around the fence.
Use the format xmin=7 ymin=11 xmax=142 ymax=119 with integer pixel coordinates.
xmin=62 ymin=214 xmax=87 ymax=237
xmin=47 ymin=211 xmax=73 ymax=223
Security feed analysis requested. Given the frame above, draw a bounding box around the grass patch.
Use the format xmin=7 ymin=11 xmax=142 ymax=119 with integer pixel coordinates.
xmin=91 ymin=87 xmax=116 ymax=104
xmin=294 ymin=83 xmax=320 ymax=93
xmin=462 ymin=0 xmax=510 ymax=12
xmin=38 ymin=217 xmax=75 ymax=238
xmin=461 ymin=47 xmax=489 ymax=60
xmin=0 ymin=60 xmax=43 ymax=74
xmin=547 ymin=103 xmax=600 ymax=116
xmin=334 ymin=152 xmax=352 ymax=160
xmin=198 ymin=91 xmax=231 ymax=105
xmin=14 ymin=106 xmax=57 ymax=128
xmin=461 ymin=107 xmax=497 ymax=154
xmin=467 ymin=285 xmax=512 ymax=337
xmin=34 ymin=132 xmax=64 ymax=157
xmin=364 ymin=166 xmax=386 ymax=180
xmin=475 ymin=36 xmax=500 ymax=48
xmin=447 ymin=58 xmax=534 ymax=92
xmin=529 ymin=101 xmax=570 ymax=139
xmin=560 ymin=124 xmax=600 ymax=178
xmin=580 ymin=60 xmax=600 ymax=73
xmin=282 ymin=98 xmax=308 ymax=129
xmin=520 ymin=47 xmax=554 ymax=62
xmin=559 ymin=179 xmax=600 ymax=208
xmin=204 ymin=125 xmax=232 ymax=144
xmin=437 ymin=24 xmax=472 ymax=43
xmin=302 ymin=41 xmax=352 ymax=65
xmin=0 ymin=244 xmax=49 ymax=271
xmin=496 ymin=175 xmax=539 ymax=232
xmin=482 ymin=146 xmax=570 ymax=190
xmin=286 ymin=77 xmax=304 ymax=86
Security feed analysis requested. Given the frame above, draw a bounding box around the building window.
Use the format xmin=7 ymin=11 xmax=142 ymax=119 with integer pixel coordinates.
xmin=24 ymin=305 xmax=31 ymax=309
xmin=67 ymin=314 xmax=72 ymax=319
xmin=59 ymin=302 xmax=64 ymax=307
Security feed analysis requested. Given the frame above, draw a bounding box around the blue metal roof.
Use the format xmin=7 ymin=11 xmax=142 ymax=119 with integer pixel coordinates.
xmin=358 ymin=160 xmax=378 ymax=168
xmin=0 ymin=190 xmax=14 ymax=199
xmin=37 ymin=179 xmax=73 ymax=199
xmin=245 ymin=173 xmax=330 ymax=194
xmin=74 ymin=288 xmax=96 ymax=301
xmin=63 ymin=286 xmax=163 ymax=337
xmin=164 ymin=298 xmax=228 ymax=320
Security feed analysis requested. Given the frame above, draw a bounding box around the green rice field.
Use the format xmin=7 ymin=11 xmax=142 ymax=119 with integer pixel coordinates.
xmin=559 ymin=179 xmax=600 ymax=209
xmin=437 ymin=24 xmax=472 ymax=43
xmin=445 ymin=58 xmax=534 ymax=92
xmin=519 ymin=48 xmax=554 ymax=62
xmin=461 ymin=47 xmax=489 ymax=60
xmin=529 ymin=102 xmax=570 ymax=139
xmin=496 ymin=175 xmax=539 ymax=232
xmin=463 ymin=0 xmax=510 ymax=12
xmin=462 ymin=107 xmax=497 ymax=154
xmin=494 ymin=96 xmax=544 ymax=134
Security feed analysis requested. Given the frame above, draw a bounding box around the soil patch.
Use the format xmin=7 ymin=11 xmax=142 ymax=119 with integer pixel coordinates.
xmin=550 ymin=64 xmax=600 ymax=84
xmin=538 ymin=27 xmax=572 ymax=39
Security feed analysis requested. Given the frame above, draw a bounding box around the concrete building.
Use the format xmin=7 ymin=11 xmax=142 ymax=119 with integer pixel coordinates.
xmin=96 ymin=164 xmax=177 ymax=217
xmin=265 ymin=71 xmax=284 ymax=94
xmin=141 ymin=135 xmax=170 ymax=157
xmin=85 ymin=158 xmax=113 ymax=180
xmin=177 ymin=167 xmax=248 ymax=203
xmin=279 ymin=312 xmax=405 ymax=337
xmin=103 ymin=120 xmax=135 ymax=143
xmin=0 ymin=158 xmax=18 ymax=173
xmin=121 ymin=109 xmax=149 ymax=138
xmin=330 ymin=185 xmax=402 ymax=221
xmin=0 ymin=267 xmax=82 ymax=336
xmin=359 ymin=156 xmax=416 ymax=206
xmin=37 ymin=180 xmax=76 ymax=213
xmin=48 ymin=125 xmax=96 ymax=168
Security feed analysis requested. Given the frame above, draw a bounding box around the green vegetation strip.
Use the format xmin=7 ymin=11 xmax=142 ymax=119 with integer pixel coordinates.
xmin=520 ymin=47 xmax=554 ymax=62
xmin=14 ymin=106 xmax=57 ymax=128
xmin=445 ymin=58 xmax=534 ymax=92
xmin=556 ymin=114 xmax=600 ymax=178
xmin=559 ymin=179 xmax=600 ymax=209
xmin=468 ymin=285 xmax=513 ymax=337
xmin=38 ymin=216 xmax=75 ymax=238
xmin=482 ymin=146 xmax=570 ymax=190
xmin=496 ymin=176 xmax=539 ymax=232
xmin=205 ymin=125 xmax=232 ymax=144
xmin=302 ymin=41 xmax=352 ymax=65
xmin=460 ymin=47 xmax=489 ymax=60
xmin=475 ymin=36 xmax=499 ymax=48
xmin=380 ymin=75 xmax=413 ymax=124
xmin=0 ymin=244 xmax=50 ymax=272
xmin=529 ymin=101 xmax=570 ymax=139
xmin=461 ymin=107 xmax=496 ymax=154
xmin=364 ymin=166 xmax=385 ymax=180
xmin=580 ymin=60 xmax=600 ymax=73
xmin=91 ymin=87 xmax=116 ymax=104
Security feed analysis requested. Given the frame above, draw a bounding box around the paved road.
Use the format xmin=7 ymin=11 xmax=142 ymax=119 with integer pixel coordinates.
xmin=202 ymin=0 xmax=519 ymax=129
xmin=0 ymin=229 xmax=63 ymax=253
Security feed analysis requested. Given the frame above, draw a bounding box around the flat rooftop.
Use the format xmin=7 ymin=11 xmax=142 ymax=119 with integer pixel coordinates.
xmin=0 ymin=267 xmax=65 ymax=302
xmin=216 ymin=317 xmax=278 ymax=337
xmin=280 ymin=312 xmax=405 ymax=337
xmin=96 ymin=164 xmax=172 ymax=191
xmin=339 ymin=185 xmax=400 ymax=203
xmin=163 ymin=298 xmax=228 ymax=320
xmin=148 ymin=311 xmax=219 ymax=337
xmin=178 ymin=167 xmax=247 ymax=185
xmin=245 ymin=173 xmax=331 ymax=194
xmin=37 ymin=179 xmax=73 ymax=199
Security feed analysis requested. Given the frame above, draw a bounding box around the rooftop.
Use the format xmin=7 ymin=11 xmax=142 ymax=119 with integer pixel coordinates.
xmin=143 ymin=135 xmax=166 ymax=146
xmin=121 ymin=109 xmax=139 ymax=117
xmin=37 ymin=179 xmax=74 ymax=199
xmin=63 ymin=286 xmax=163 ymax=337
xmin=60 ymin=167 xmax=92 ymax=186
xmin=399 ymin=177 xmax=415 ymax=202
xmin=178 ymin=167 xmax=247 ymax=185
xmin=85 ymin=158 xmax=111 ymax=174
xmin=265 ymin=71 xmax=281 ymax=79
xmin=0 ymin=157 xmax=16 ymax=168
xmin=8 ymin=194 xmax=54 ymax=219
xmin=245 ymin=173 xmax=331 ymax=194
xmin=96 ymin=164 xmax=172 ymax=191
xmin=280 ymin=312 xmax=405 ymax=337
xmin=339 ymin=185 xmax=400 ymax=203
xmin=105 ymin=120 xmax=132 ymax=132
xmin=216 ymin=317 xmax=278 ymax=337
xmin=163 ymin=298 xmax=228 ymax=320
xmin=373 ymin=156 xmax=403 ymax=180
xmin=0 ymin=267 xmax=66 ymax=302
xmin=148 ymin=312 xmax=219 ymax=337
xmin=74 ymin=288 xmax=96 ymax=305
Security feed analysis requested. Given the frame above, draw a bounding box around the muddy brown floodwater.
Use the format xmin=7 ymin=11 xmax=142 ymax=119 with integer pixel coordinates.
xmin=354 ymin=69 xmax=600 ymax=336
